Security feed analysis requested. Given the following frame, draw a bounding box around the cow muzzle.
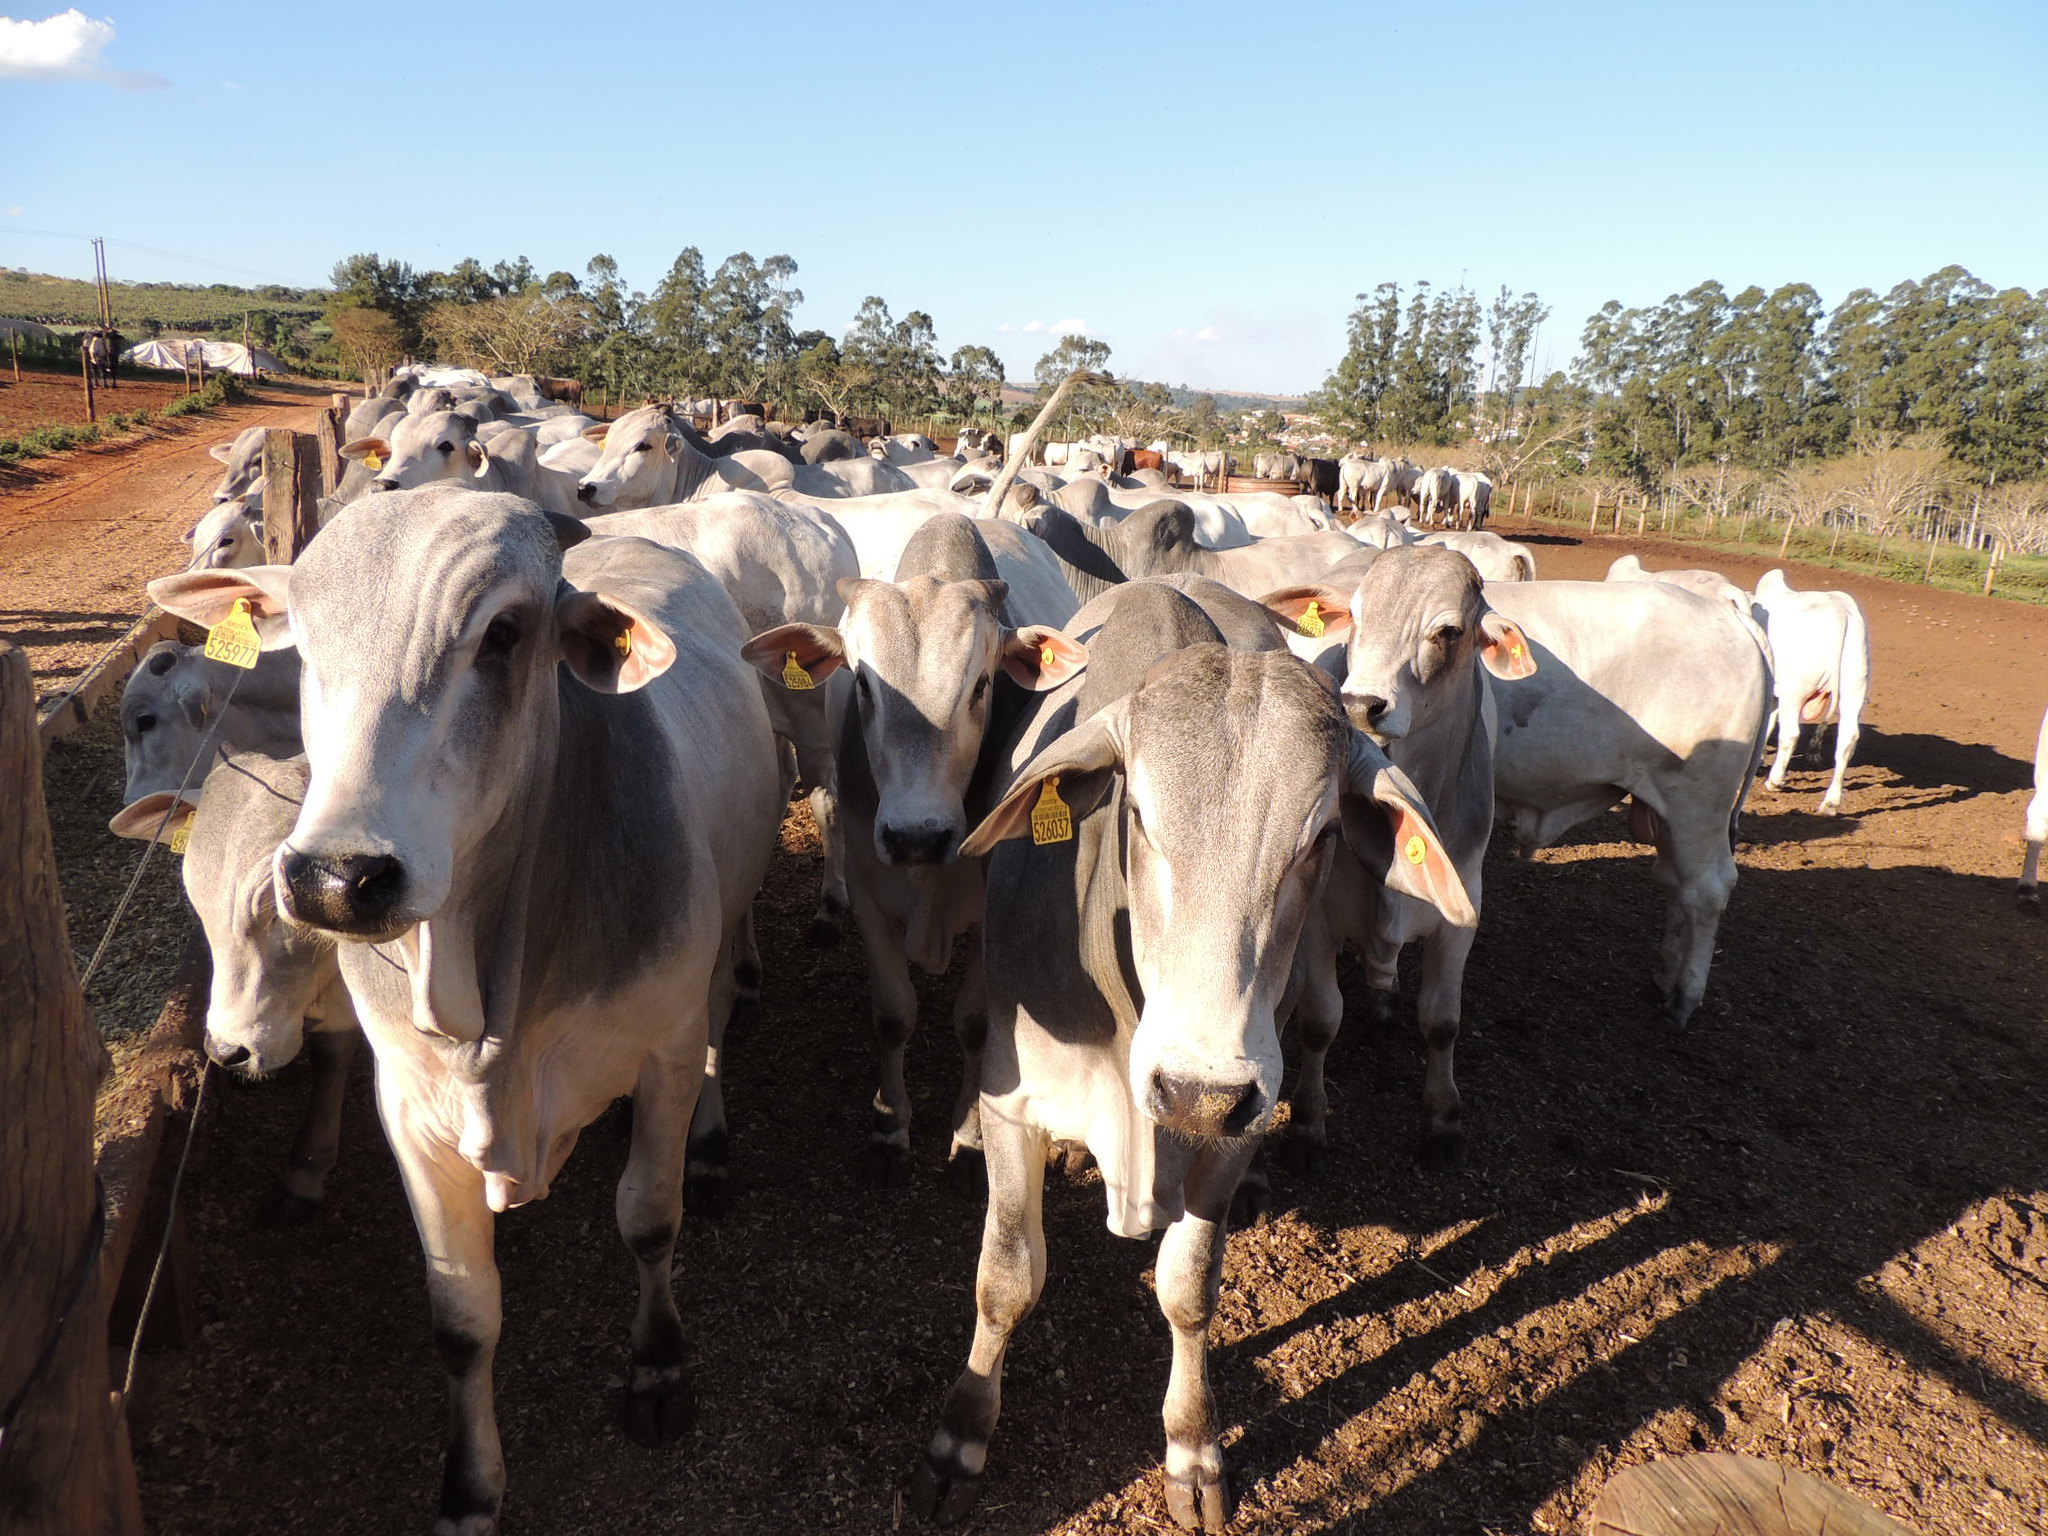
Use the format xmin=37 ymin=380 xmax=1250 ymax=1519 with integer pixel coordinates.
xmin=277 ymin=846 xmax=409 ymax=937
xmin=877 ymin=818 xmax=959 ymax=867
xmin=1145 ymin=1069 xmax=1267 ymax=1139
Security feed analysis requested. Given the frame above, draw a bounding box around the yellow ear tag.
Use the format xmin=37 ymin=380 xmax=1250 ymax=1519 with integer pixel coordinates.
xmin=614 ymin=627 xmax=633 ymax=660
xmin=1030 ymin=774 xmax=1073 ymax=846
xmin=167 ymin=816 xmax=192 ymax=856
xmin=781 ymin=650 xmax=815 ymax=691
xmin=1404 ymin=833 xmax=1428 ymax=866
xmin=1298 ymin=600 xmax=1326 ymax=639
xmin=1041 ymin=643 xmax=1055 ymax=670
xmin=364 ymin=453 xmax=382 ymax=472
xmin=203 ymin=597 xmax=262 ymax=670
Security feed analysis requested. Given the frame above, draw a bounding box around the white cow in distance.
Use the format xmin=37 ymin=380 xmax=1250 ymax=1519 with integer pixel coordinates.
xmin=2020 ymin=706 xmax=2048 ymax=908
xmin=1749 ymin=569 xmax=1871 ymax=814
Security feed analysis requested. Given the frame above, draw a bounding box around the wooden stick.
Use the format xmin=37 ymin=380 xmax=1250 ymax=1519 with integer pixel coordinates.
xmin=262 ymin=430 xmax=322 ymax=564
xmin=0 ymin=641 xmax=120 ymax=1536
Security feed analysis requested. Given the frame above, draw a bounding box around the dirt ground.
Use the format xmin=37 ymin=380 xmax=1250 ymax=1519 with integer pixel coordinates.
xmin=0 ymin=377 xmax=337 ymax=704
xmin=0 ymin=359 xmax=207 ymax=435
xmin=20 ymin=489 xmax=2048 ymax=1534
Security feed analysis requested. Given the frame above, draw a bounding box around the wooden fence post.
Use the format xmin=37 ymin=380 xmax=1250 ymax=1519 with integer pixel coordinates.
xmin=262 ymin=429 xmax=322 ymax=565
xmin=0 ymin=641 xmax=120 ymax=1536
xmin=316 ymin=405 xmax=346 ymax=497
xmin=1588 ymin=490 xmax=1601 ymax=533
xmin=1985 ymin=540 xmax=2003 ymax=597
xmin=80 ymin=346 xmax=97 ymax=424
xmin=10 ymin=330 xmax=19 ymax=383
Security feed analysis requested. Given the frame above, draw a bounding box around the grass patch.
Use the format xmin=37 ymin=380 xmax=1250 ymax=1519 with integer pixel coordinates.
xmin=1507 ymin=487 xmax=2048 ymax=605
xmin=0 ymin=374 xmax=238 ymax=463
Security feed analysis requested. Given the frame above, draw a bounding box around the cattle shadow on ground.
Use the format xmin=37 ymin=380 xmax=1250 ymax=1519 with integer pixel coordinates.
xmin=1181 ymin=851 xmax=2048 ymax=1532
xmin=1853 ymin=726 xmax=2034 ymax=795
xmin=0 ymin=605 xmax=137 ymax=653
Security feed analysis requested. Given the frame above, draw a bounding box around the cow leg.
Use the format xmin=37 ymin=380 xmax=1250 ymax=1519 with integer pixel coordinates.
xmin=260 ymin=1024 xmax=359 ymax=1227
xmin=685 ymin=912 xmax=753 ymax=1217
xmin=1416 ymin=920 xmax=1477 ymax=1170
xmin=947 ymin=953 xmax=988 ymax=1189
xmin=786 ymin=695 xmax=848 ymax=946
xmin=1764 ymin=695 xmax=1801 ymax=792
xmin=1280 ymin=907 xmax=1341 ymax=1177
xmin=850 ymin=889 xmax=917 ymax=1186
xmin=911 ymin=1113 xmax=1049 ymax=1522
xmin=1818 ymin=701 xmax=1861 ymax=815
xmin=1648 ymin=814 xmax=1737 ymax=1029
xmin=2021 ymin=815 xmax=2046 ymax=909
xmin=378 ymin=1087 xmax=503 ymax=1536
xmin=618 ymin=1048 xmax=702 ymax=1443
xmin=1155 ymin=1147 xmax=1247 ymax=1533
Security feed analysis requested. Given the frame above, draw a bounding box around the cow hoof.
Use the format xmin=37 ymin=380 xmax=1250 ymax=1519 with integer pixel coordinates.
xmin=862 ymin=1142 xmax=913 ymax=1190
xmin=908 ymin=1454 xmax=983 ymax=1524
xmin=1164 ymin=1467 xmax=1231 ymax=1532
xmin=1421 ymin=1126 xmax=1468 ymax=1172
xmin=255 ymin=1183 xmax=323 ymax=1229
xmin=2018 ymin=888 xmax=2040 ymax=914
xmin=622 ymin=1364 xmax=695 ymax=1445
xmin=683 ymin=1163 xmax=732 ymax=1220
xmin=1661 ymin=1000 xmax=1697 ymax=1033
xmin=431 ymin=1512 xmax=499 ymax=1536
xmin=946 ymin=1146 xmax=987 ymax=1200
xmin=1274 ymin=1128 xmax=1329 ymax=1180
xmin=1365 ymin=988 xmax=1400 ymax=1036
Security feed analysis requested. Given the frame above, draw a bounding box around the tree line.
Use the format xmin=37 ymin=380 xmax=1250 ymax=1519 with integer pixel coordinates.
xmin=1312 ymin=266 xmax=2048 ymax=493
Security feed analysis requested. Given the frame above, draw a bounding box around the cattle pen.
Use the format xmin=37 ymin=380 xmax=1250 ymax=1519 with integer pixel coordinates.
xmin=3 ymin=441 xmax=2046 ymax=1535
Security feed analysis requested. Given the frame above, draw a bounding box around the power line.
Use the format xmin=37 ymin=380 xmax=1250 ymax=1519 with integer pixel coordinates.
xmin=1 ymin=223 xmax=310 ymax=287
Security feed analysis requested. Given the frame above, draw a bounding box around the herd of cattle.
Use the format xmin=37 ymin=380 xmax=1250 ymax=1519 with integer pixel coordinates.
xmin=97 ymin=362 xmax=2043 ymax=1534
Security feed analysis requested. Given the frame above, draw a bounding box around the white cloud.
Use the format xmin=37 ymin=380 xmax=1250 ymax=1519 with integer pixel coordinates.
xmin=221 ymin=78 xmax=241 ymax=91
xmin=0 ymin=10 xmax=168 ymax=89
xmin=1048 ymin=317 xmax=1091 ymax=336
xmin=3 ymin=206 xmax=21 ymax=217
xmin=1168 ymin=325 xmax=1223 ymax=343
xmin=995 ymin=320 xmax=1046 ymax=334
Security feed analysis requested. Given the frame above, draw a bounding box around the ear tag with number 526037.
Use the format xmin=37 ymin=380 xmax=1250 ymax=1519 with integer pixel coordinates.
xmin=204 ymin=597 xmax=262 ymax=670
xmin=1297 ymin=600 xmax=1325 ymax=638
xmin=1031 ymin=775 xmax=1073 ymax=845
xmin=781 ymin=651 xmax=815 ymax=691
xmin=168 ymin=816 xmax=192 ymax=856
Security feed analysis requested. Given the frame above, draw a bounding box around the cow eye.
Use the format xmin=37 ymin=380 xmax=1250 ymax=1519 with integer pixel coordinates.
xmin=971 ymin=675 xmax=989 ymax=703
xmin=437 ymin=442 xmax=453 ymax=453
xmin=1432 ymin=624 xmax=1464 ymax=647
xmin=135 ymin=713 xmax=156 ymax=733
xmin=481 ymin=615 xmax=521 ymax=655
xmin=637 ymin=441 xmax=653 ymax=454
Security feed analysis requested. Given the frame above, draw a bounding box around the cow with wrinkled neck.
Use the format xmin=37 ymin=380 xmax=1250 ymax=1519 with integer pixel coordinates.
xmin=1262 ymin=543 xmax=1534 ymax=1174
xmin=149 ymin=485 xmax=784 ymax=1535
xmin=913 ymin=617 xmax=1471 ymax=1533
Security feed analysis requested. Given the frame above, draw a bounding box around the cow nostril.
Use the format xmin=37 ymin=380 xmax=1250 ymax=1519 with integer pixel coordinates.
xmin=879 ymin=824 xmax=955 ymax=867
xmin=282 ymin=849 xmax=406 ymax=932
xmin=1347 ymin=693 xmax=1390 ymax=727
xmin=1149 ymin=1072 xmax=1260 ymax=1136
xmin=209 ymin=1039 xmax=251 ymax=1069
xmin=374 ymin=477 xmax=399 ymax=491
xmin=576 ymin=482 xmax=598 ymax=502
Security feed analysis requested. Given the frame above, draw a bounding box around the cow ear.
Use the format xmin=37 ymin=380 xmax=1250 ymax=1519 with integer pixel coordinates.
xmin=208 ymin=442 xmax=235 ymax=463
xmin=1259 ymin=584 xmax=1353 ymax=640
xmin=580 ymin=423 xmax=611 ymax=442
xmin=109 ymin=792 xmax=198 ymax=844
xmin=1339 ymin=733 xmax=1475 ymax=928
xmin=961 ymin=707 xmax=1125 ymax=857
xmin=340 ymin=437 xmax=390 ymax=462
xmin=740 ymin=622 xmax=847 ymax=684
xmin=1477 ymin=611 xmax=1536 ymax=679
xmin=466 ymin=440 xmax=490 ymax=477
xmin=556 ymin=587 xmax=675 ymax=693
xmin=1000 ymin=626 xmax=1087 ymax=691
xmin=148 ymin=568 xmax=295 ymax=647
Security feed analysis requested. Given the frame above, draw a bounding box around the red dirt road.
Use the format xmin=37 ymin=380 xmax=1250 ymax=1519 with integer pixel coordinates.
xmin=0 ymin=379 xmax=337 ymax=703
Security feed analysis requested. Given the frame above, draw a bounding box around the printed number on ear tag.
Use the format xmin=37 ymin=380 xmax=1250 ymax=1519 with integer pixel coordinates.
xmin=1298 ymin=600 xmax=1326 ymax=639
xmin=364 ymin=454 xmax=383 ymax=472
xmin=204 ymin=597 xmax=262 ymax=670
xmin=1404 ymin=834 xmax=1428 ymax=866
xmin=168 ymin=818 xmax=191 ymax=856
xmin=781 ymin=651 xmax=815 ymax=691
xmin=1031 ymin=775 xmax=1073 ymax=845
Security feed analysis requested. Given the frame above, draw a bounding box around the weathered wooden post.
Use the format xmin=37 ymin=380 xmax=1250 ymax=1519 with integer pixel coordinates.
xmin=80 ymin=343 xmax=97 ymax=424
xmin=1984 ymin=540 xmax=2003 ymax=598
xmin=317 ymin=404 xmax=346 ymax=496
xmin=9 ymin=329 xmax=19 ymax=383
xmin=262 ymin=429 xmax=323 ymax=565
xmin=0 ymin=641 xmax=120 ymax=1536
xmin=1587 ymin=488 xmax=1601 ymax=533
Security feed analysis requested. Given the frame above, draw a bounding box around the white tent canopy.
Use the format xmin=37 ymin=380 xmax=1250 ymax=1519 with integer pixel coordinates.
xmin=122 ymin=338 xmax=283 ymax=375
xmin=0 ymin=316 xmax=57 ymax=343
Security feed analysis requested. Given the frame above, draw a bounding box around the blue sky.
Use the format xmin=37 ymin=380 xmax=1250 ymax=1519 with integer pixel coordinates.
xmin=3 ymin=0 xmax=2044 ymax=394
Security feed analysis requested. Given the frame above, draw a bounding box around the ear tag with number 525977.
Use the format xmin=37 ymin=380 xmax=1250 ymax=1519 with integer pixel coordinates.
xmin=204 ymin=597 xmax=262 ymax=670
